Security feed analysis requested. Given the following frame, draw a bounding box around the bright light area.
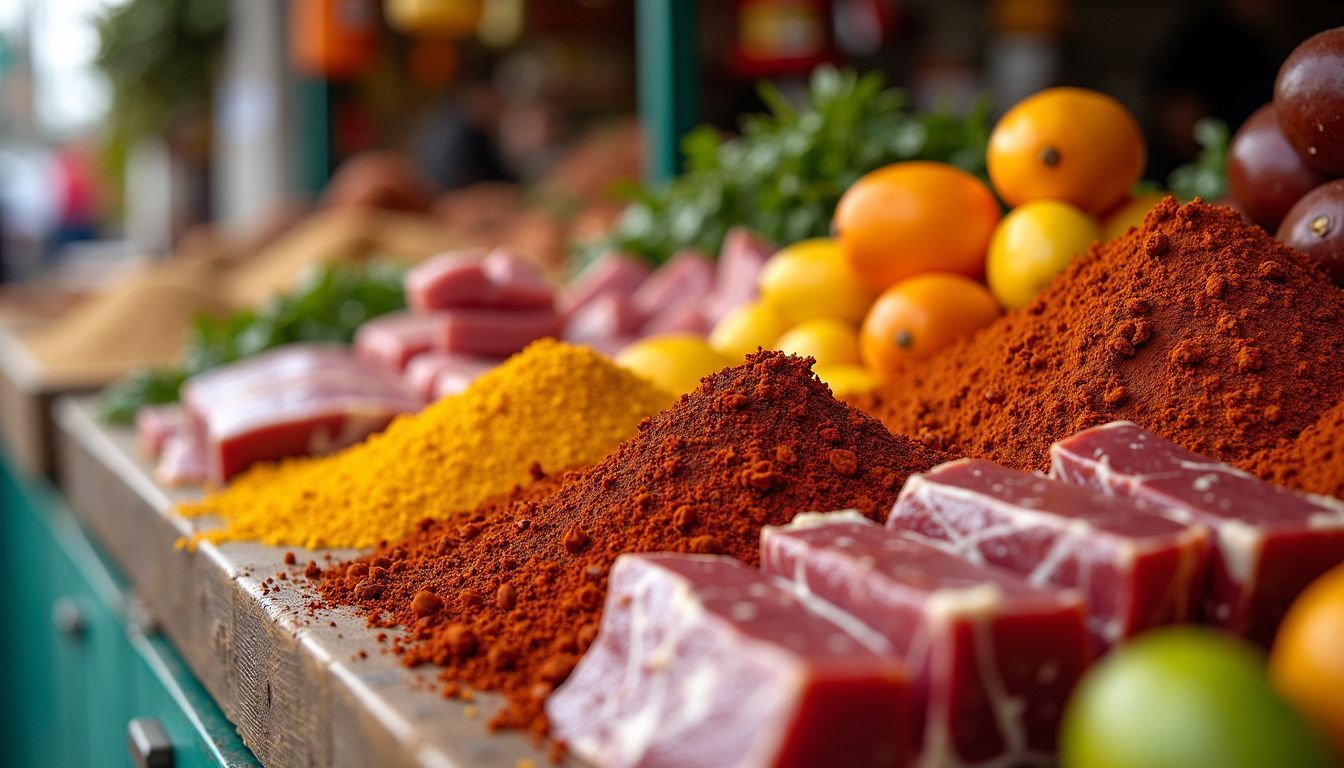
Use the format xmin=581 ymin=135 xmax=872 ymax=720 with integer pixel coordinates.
xmin=30 ymin=0 xmax=127 ymax=135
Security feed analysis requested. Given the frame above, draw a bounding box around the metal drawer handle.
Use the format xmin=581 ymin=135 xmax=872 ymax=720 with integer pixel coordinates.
xmin=51 ymin=596 xmax=87 ymax=637
xmin=128 ymin=717 xmax=175 ymax=768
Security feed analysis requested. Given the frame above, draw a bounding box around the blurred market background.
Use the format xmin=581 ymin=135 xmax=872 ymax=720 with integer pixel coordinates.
xmin=0 ymin=0 xmax=1341 ymax=291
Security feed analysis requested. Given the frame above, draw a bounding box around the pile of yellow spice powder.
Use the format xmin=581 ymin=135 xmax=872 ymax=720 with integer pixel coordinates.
xmin=178 ymin=339 xmax=675 ymax=549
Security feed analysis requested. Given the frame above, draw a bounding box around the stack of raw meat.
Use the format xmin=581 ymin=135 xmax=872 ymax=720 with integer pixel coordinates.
xmin=548 ymin=422 xmax=1344 ymax=768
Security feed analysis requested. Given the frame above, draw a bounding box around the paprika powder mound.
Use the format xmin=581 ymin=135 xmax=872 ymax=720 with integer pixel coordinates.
xmin=318 ymin=351 xmax=947 ymax=735
xmin=863 ymin=198 xmax=1344 ymax=471
xmin=1245 ymin=399 xmax=1344 ymax=498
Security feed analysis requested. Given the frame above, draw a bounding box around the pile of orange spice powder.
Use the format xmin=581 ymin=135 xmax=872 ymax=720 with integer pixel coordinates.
xmin=863 ymin=197 xmax=1344 ymax=472
xmin=317 ymin=351 xmax=947 ymax=735
xmin=1246 ymin=399 xmax=1344 ymax=498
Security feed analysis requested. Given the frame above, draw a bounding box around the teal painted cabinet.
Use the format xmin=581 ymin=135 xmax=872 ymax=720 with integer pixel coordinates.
xmin=0 ymin=454 xmax=258 ymax=768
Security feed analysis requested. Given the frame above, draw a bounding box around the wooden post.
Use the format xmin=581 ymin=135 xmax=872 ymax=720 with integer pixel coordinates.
xmin=637 ymin=0 xmax=699 ymax=184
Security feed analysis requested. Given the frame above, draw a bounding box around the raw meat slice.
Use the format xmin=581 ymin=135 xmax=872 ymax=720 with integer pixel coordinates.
xmin=705 ymin=228 xmax=774 ymax=323
xmin=156 ymin=429 xmax=206 ymax=487
xmin=564 ymin=293 xmax=647 ymax=344
xmin=1051 ymin=421 xmax=1344 ymax=645
xmin=354 ymin=311 xmax=440 ymax=372
xmin=762 ymin=512 xmax=1089 ymax=768
xmin=432 ymin=358 xmax=496 ymax=399
xmin=182 ymin=345 xmax=420 ymax=484
xmin=548 ymin=553 xmax=909 ymax=768
xmin=434 ymin=307 xmax=563 ymax=357
xmin=631 ymin=249 xmax=714 ymax=317
xmin=640 ymin=301 xmax=711 ymax=336
xmin=402 ymin=352 xmax=497 ymax=402
xmin=136 ymin=404 xmax=187 ymax=459
xmin=405 ymin=247 xmax=554 ymax=312
xmin=889 ymin=458 xmax=1209 ymax=648
xmin=561 ymin=250 xmax=651 ymax=316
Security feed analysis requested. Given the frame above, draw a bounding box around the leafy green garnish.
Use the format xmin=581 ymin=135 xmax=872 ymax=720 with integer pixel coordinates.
xmin=99 ymin=262 xmax=407 ymax=424
xmin=599 ymin=66 xmax=992 ymax=264
xmin=1168 ymin=118 xmax=1230 ymax=203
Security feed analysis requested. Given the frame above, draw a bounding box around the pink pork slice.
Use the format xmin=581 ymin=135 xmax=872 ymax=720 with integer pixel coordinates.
xmin=762 ymin=512 xmax=1089 ymax=768
xmin=402 ymin=352 xmax=497 ymax=402
xmin=405 ymin=247 xmax=554 ymax=312
xmin=560 ymin=250 xmax=651 ymax=317
xmin=548 ymin=553 xmax=910 ymax=768
xmin=155 ymin=429 xmax=206 ymax=487
xmin=631 ymin=249 xmax=714 ymax=317
xmin=1050 ymin=421 xmax=1344 ymax=645
xmin=136 ymin=404 xmax=187 ymax=459
xmin=434 ymin=307 xmax=563 ymax=357
xmin=705 ymin=227 xmax=774 ymax=324
xmin=182 ymin=345 xmax=421 ymax=484
xmin=353 ymin=311 xmax=440 ymax=372
xmin=563 ymin=293 xmax=647 ymax=345
xmin=889 ymin=458 xmax=1209 ymax=648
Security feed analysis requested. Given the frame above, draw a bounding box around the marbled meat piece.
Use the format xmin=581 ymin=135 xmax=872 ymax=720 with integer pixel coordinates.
xmin=762 ymin=512 xmax=1089 ymax=768
xmin=155 ymin=428 xmax=206 ymax=487
xmin=1051 ymin=421 xmax=1344 ymax=645
xmin=136 ymin=404 xmax=187 ymax=459
xmin=402 ymin=351 xmax=497 ymax=402
xmin=564 ymin=293 xmax=647 ymax=345
xmin=631 ymin=249 xmax=714 ymax=317
xmin=560 ymin=250 xmax=651 ymax=316
xmin=434 ymin=307 xmax=563 ymax=357
xmin=354 ymin=311 xmax=439 ymax=372
xmin=889 ymin=458 xmax=1209 ymax=648
xmin=182 ymin=344 xmax=420 ymax=484
xmin=705 ymin=227 xmax=773 ymax=324
xmin=548 ymin=553 xmax=909 ymax=768
xmin=405 ymin=247 xmax=554 ymax=312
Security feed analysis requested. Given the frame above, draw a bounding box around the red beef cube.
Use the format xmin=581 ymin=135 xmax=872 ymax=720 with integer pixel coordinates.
xmin=1051 ymin=421 xmax=1344 ymax=645
xmin=762 ymin=512 xmax=1090 ymax=768
xmin=548 ymin=553 xmax=910 ymax=768
xmin=889 ymin=458 xmax=1209 ymax=649
xmin=434 ymin=308 xmax=563 ymax=357
xmin=405 ymin=247 xmax=554 ymax=312
xmin=354 ymin=311 xmax=439 ymax=372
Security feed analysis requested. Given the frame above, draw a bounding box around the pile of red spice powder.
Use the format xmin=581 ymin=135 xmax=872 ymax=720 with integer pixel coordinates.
xmin=863 ymin=197 xmax=1344 ymax=471
xmin=318 ymin=351 xmax=947 ymax=735
xmin=1246 ymin=399 xmax=1344 ymax=498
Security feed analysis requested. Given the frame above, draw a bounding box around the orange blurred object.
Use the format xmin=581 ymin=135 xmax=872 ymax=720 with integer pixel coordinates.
xmin=859 ymin=272 xmax=1001 ymax=376
xmin=289 ymin=0 xmax=379 ymax=79
xmin=385 ymin=0 xmax=483 ymax=39
xmin=988 ymin=87 xmax=1146 ymax=214
xmin=833 ymin=162 xmax=1001 ymax=290
xmin=1271 ymin=563 xmax=1344 ymax=756
xmin=407 ymin=39 xmax=460 ymax=88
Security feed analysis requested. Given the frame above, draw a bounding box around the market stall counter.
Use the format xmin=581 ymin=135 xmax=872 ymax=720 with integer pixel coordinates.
xmin=54 ymin=396 xmax=566 ymax=768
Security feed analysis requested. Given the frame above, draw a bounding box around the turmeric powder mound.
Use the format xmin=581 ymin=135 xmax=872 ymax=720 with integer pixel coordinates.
xmin=179 ymin=339 xmax=674 ymax=548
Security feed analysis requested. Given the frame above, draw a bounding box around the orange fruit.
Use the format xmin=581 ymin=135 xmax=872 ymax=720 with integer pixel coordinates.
xmin=833 ymin=161 xmax=1001 ymax=290
xmin=860 ymin=272 xmax=1001 ymax=377
xmin=988 ymin=87 xmax=1146 ymax=214
xmin=1271 ymin=563 xmax=1344 ymax=755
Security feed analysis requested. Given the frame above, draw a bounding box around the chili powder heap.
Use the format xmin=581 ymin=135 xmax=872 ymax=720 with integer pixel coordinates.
xmin=319 ymin=350 xmax=947 ymax=734
xmin=864 ymin=198 xmax=1344 ymax=471
xmin=1246 ymin=399 xmax=1344 ymax=498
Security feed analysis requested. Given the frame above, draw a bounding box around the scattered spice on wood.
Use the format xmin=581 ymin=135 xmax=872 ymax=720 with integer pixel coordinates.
xmin=862 ymin=198 xmax=1344 ymax=471
xmin=318 ymin=351 xmax=948 ymax=735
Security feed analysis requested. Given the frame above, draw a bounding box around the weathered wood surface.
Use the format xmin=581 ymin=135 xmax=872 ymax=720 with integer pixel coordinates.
xmin=55 ymin=397 xmax=571 ymax=768
xmin=0 ymin=325 xmax=102 ymax=478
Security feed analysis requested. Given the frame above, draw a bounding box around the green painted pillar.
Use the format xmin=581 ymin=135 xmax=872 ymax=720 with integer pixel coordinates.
xmin=637 ymin=0 xmax=700 ymax=184
xmin=292 ymin=76 xmax=332 ymax=199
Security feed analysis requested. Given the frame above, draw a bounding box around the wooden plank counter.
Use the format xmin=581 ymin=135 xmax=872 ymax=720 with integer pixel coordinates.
xmin=54 ymin=397 xmax=571 ymax=768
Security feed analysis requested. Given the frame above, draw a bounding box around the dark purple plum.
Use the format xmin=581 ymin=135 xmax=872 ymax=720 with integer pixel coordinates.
xmin=1278 ymin=178 xmax=1344 ymax=285
xmin=1275 ymin=27 xmax=1344 ymax=174
xmin=1227 ymin=104 xmax=1330 ymax=229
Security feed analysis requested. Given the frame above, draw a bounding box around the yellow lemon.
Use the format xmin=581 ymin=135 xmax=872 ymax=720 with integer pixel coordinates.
xmin=987 ymin=200 xmax=1099 ymax=310
xmin=1101 ymin=192 xmax=1167 ymax=243
xmin=775 ymin=318 xmax=862 ymax=367
xmin=812 ymin=363 xmax=880 ymax=398
xmin=615 ymin=334 xmax=732 ymax=396
xmin=708 ymin=301 xmax=791 ymax=361
xmin=758 ymin=238 xmax=877 ymax=325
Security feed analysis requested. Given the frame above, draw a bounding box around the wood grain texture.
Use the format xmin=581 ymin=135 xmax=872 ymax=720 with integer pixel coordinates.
xmin=55 ymin=398 xmax=572 ymax=768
